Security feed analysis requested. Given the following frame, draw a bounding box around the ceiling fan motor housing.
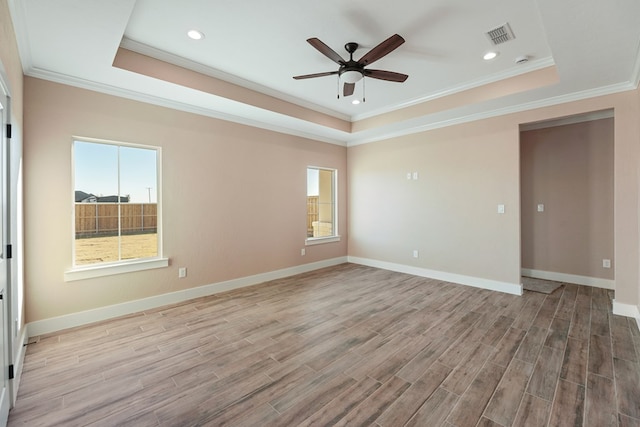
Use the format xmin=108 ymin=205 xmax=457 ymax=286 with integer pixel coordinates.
xmin=340 ymin=42 xmax=364 ymax=83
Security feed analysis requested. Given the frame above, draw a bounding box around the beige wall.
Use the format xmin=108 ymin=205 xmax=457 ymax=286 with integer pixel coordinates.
xmin=348 ymin=117 xmax=521 ymax=284
xmin=520 ymin=118 xmax=614 ymax=279
xmin=611 ymin=88 xmax=640 ymax=307
xmin=348 ymin=90 xmax=640 ymax=308
xmin=20 ymin=80 xmax=640 ymax=323
xmin=23 ymin=78 xmax=347 ymax=323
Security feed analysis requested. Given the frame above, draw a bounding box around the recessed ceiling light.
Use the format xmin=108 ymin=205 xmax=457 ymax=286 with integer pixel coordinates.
xmin=187 ymin=30 xmax=205 ymax=40
xmin=483 ymin=51 xmax=498 ymax=60
xmin=352 ymin=100 xmax=361 ymax=105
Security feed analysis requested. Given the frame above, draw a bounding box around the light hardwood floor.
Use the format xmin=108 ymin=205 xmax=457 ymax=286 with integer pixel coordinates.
xmin=8 ymin=263 xmax=640 ymax=426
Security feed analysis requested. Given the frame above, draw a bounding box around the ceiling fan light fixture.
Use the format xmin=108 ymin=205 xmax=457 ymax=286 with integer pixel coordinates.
xmin=187 ymin=29 xmax=205 ymax=40
xmin=352 ymin=99 xmax=361 ymax=105
xmin=341 ymin=70 xmax=363 ymax=84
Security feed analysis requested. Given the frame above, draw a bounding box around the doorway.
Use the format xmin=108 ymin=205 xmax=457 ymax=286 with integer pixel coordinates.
xmin=520 ymin=111 xmax=615 ymax=288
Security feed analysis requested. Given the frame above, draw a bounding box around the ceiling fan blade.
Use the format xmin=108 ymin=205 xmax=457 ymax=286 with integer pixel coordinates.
xmin=365 ymin=69 xmax=409 ymax=82
xmin=343 ymin=82 xmax=355 ymax=97
xmin=293 ymin=71 xmax=339 ymax=80
xmin=307 ymin=38 xmax=346 ymax=65
xmin=358 ymin=34 xmax=405 ymax=66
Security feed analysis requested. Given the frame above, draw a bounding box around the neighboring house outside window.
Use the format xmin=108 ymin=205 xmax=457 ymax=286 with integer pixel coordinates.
xmin=65 ymin=138 xmax=167 ymax=281
xmin=74 ymin=190 xmax=97 ymax=203
xmin=306 ymin=166 xmax=339 ymax=245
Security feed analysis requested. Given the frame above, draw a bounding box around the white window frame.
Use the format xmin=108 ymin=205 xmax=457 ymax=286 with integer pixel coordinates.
xmin=65 ymin=137 xmax=168 ymax=281
xmin=306 ymin=166 xmax=340 ymax=246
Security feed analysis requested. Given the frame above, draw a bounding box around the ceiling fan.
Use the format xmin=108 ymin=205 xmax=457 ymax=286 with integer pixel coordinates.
xmin=293 ymin=34 xmax=408 ymax=98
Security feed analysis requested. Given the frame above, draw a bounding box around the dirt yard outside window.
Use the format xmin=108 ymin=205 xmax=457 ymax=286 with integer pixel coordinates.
xmin=75 ymin=233 xmax=158 ymax=265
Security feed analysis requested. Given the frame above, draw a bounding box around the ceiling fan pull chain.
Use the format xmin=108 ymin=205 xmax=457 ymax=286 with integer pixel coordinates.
xmin=337 ymin=75 xmax=340 ymax=99
xmin=363 ymin=77 xmax=366 ymax=103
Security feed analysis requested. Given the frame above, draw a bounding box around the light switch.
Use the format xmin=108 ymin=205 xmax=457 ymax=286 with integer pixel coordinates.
xmin=412 ymin=172 xmax=419 ymax=180
xmin=406 ymin=172 xmax=412 ymax=180
xmin=537 ymin=204 xmax=544 ymax=212
xmin=497 ymin=204 xmax=505 ymax=214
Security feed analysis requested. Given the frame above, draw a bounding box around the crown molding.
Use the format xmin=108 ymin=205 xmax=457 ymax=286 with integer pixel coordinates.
xmin=120 ymin=38 xmax=352 ymax=123
xmin=346 ymin=81 xmax=636 ymax=146
xmin=21 ymin=54 xmax=637 ymax=149
xmin=351 ymin=57 xmax=557 ymax=121
xmin=9 ymin=0 xmax=640 ymax=148
xmin=25 ymin=67 xmax=349 ymax=147
xmin=26 ymin=64 xmax=637 ymax=149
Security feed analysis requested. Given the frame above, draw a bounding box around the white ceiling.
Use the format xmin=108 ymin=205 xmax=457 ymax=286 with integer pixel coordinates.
xmin=8 ymin=0 xmax=640 ymax=145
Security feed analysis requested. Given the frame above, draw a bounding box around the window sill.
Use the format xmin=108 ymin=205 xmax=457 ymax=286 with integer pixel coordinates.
xmin=64 ymin=257 xmax=169 ymax=282
xmin=305 ymin=235 xmax=341 ymax=246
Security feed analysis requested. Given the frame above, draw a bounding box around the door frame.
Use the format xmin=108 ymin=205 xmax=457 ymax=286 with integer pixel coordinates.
xmin=0 ymin=68 xmax=13 ymax=424
xmin=0 ymin=58 xmax=25 ymax=420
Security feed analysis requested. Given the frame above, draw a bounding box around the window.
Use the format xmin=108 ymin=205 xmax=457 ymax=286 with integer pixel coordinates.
xmin=306 ymin=166 xmax=339 ymax=244
xmin=66 ymin=138 xmax=167 ymax=280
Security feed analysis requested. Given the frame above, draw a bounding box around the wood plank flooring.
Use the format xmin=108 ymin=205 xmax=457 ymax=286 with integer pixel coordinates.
xmin=8 ymin=263 xmax=640 ymax=426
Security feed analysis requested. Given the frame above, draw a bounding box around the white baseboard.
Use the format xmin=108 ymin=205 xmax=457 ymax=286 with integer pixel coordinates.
xmin=26 ymin=257 xmax=348 ymax=337
xmin=521 ymin=268 xmax=615 ymax=290
xmin=612 ymin=300 xmax=640 ymax=330
xmin=348 ymin=256 xmax=522 ymax=296
xmin=10 ymin=327 xmax=28 ymax=406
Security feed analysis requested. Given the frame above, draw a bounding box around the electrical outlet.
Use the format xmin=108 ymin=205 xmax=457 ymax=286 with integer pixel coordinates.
xmin=301 ymin=248 xmax=306 ymax=256
xmin=497 ymin=204 xmax=505 ymax=214
xmin=178 ymin=267 xmax=187 ymax=278
xmin=406 ymin=172 xmax=412 ymax=180
xmin=537 ymin=204 xmax=544 ymax=212
xmin=412 ymin=172 xmax=419 ymax=180
xmin=413 ymin=249 xmax=419 ymax=258
xmin=603 ymin=259 xmax=611 ymax=268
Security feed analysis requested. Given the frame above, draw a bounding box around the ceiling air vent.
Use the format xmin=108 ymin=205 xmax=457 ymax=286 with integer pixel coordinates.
xmin=486 ymin=23 xmax=515 ymax=45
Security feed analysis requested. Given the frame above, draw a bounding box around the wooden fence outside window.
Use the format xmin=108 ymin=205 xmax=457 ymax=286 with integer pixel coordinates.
xmin=77 ymin=198 xmax=319 ymax=238
xmin=307 ymin=196 xmax=319 ymax=237
xmin=75 ymin=203 xmax=157 ymax=238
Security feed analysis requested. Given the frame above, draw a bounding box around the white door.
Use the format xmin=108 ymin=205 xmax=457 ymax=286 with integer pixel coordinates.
xmin=0 ymin=84 xmax=11 ymax=425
